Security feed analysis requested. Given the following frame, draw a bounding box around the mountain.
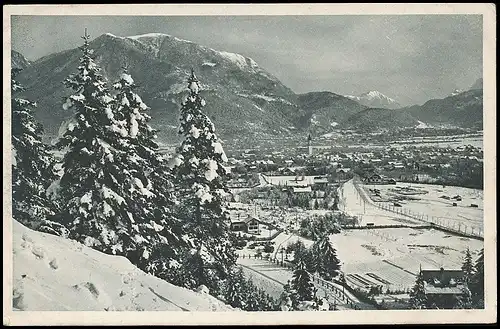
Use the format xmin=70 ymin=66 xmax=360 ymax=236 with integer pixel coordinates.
xmin=406 ymin=89 xmax=483 ymax=129
xmin=470 ymin=78 xmax=483 ymax=90
xmin=295 ymin=91 xmax=367 ymax=133
xmin=12 ymin=220 xmax=235 ymax=312
xmin=345 ymin=91 xmax=401 ymax=109
xmin=11 ymin=50 xmax=30 ymax=70
xmin=15 ymin=32 xmax=303 ymax=143
xmin=339 ymin=107 xmax=420 ymax=131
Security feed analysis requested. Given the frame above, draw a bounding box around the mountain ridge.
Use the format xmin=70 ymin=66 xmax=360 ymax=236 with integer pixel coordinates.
xmin=12 ymin=32 xmax=484 ymax=140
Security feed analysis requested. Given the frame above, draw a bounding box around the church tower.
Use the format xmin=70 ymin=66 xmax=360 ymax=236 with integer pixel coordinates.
xmin=307 ymin=133 xmax=312 ymax=156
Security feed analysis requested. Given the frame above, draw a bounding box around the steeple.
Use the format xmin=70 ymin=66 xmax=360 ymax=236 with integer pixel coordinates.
xmin=307 ymin=132 xmax=312 ymax=156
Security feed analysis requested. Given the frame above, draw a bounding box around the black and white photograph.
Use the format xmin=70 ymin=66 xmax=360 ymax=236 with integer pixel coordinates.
xmin=3 ymin=3 xmax=496 ymax=326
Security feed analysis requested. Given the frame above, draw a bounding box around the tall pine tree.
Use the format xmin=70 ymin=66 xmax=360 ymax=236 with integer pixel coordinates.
xmin=409 ymin=268 xmax=427 ymax=309
xmin=461 ymin=247 xmax=475 ymax=285
xmin=171 ymin=69 xmax=236 ymax=291
xmin=55 ymin=30 xmax=169 ymax=269
xmin=291 ymin=259 xmax=315 ymax=302
xmin=110 ymin=67 xmax=187 ymax=272
xmin=310 ymin=234 xmax=341 ymax=281
xmin=11 ymin=68 xmax=67 ymax=237
xmin=469 ymin=248 xmax=484 ymax=308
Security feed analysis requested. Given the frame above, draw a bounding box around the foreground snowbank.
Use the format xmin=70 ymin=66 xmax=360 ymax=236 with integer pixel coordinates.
xmin=12 ymin=220 xmax=235 ymax=311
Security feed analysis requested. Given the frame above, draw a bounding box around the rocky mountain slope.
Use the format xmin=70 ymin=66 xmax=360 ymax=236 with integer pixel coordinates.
xmin=11 ymin=50 xmax=30 ymax=70
xmin=296 ymin=91 xmax=367 ymax=133
xmin=338 ymin=107 xmax=420 ymax=130
xmin=405 ymin=89 xmax=483 ymax=129
xmin=14 ymin=32 xmax=303 ymax=143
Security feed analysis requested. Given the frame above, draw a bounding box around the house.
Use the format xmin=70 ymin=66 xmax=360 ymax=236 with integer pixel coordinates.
xmin=313 ymin=176 xmax=329 ymax=188
xmin=364 ymin=173 xmax=383 ymax=184
xmin=421 ymin=268 xmax=468 ymax=306
xmin=229 ymin=216 xmax=261 ymax=235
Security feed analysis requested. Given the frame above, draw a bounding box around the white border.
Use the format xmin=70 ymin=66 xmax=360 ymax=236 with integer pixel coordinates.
xmin=3 ymin=3 xmax=497 ymax=326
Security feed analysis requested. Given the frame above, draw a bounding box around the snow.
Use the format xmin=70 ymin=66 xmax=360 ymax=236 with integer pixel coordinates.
xmin=193 ymin=183 xmax=213 ymax=204
xmin=105 ymin=107 xmax=114 ymax=120
xmin=133 ymin=178 xmax=154 ymax=198
xmin=12 ymin=147 xmax=17 ymax=167
xmin=189 ymin=125 xmax=200 ymax=139
xmin=415 ymin=120 xmax=432 ymax=129
xmin=101 ymin=186 xmax=125 ymax=205
xmin=121 ymin=95 xmax=130 ymax=106
xmin=202 ymin=62 xmax=217 ymax=67
xmin=163 ymin=152 xmax=180 ymax=168
xmin=189 ymin=157 xmax=199 ymax=166
xmin=218 ymin=51 xmax=249 ymax=69
xmin=188 ymin=81 xmax=199 ymax=94
xmin=80 ymin=191 xmax=92 ymax=204
xmin=212 ymin=142 xmax=228 ymax=162
xmin=253 ymin=104 xmax=265 ymax=112
xmin=130 ymin=115 xmax=139 ymax=138
xmin=12 ymin=220 xmax=235 ymax=311
xmin=204 ymin=159 xmax=219 ymax=181
xmin=102 ymin=95 xmax=114 ymax=104
xmin=120 ymin=73 xmax=134 ymax=85
xmin=62 ymin=98 xmax=73 ymax=111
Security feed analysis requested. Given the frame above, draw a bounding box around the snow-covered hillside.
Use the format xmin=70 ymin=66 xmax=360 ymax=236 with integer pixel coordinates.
xmin=12 ymin=220 xmax=235 ymax=312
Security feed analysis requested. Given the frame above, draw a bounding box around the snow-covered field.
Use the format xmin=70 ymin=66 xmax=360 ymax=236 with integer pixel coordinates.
xmin=336 ymin=179 xmax=484 ymax=291
xmin=331 ymin=227 xmax=483 ymax=291
xmin=363 ymin=182 xmax=484 ymax=232
xmin=11 ymin=220 xmax=234 ymax=312
xmin=339 ymin=180 xmax=424 ymax=226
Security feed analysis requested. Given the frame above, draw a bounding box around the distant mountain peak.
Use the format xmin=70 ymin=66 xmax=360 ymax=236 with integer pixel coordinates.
xmin=345 ymin=90 xmax=401 ymax=109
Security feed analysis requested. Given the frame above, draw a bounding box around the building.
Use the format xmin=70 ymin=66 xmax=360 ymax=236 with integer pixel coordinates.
xmin=292 ymin=186 xmax=312 ymax=194
xmin=229 ymin=216 xmax=261 ymax=235
xmin=363 ymin=173 xmax=396 ymax=185
xmin=313 ymin=176 xmax=329 ymax=188
xmin=421 ymin=268 xmax=468 ymax=308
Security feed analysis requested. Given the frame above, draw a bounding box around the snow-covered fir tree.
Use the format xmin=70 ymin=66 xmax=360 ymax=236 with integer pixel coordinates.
xmin=221 ymin=267 xmax=247 ymax=310
xmin=110 ymin=67 xmax=187 ymax=272
xmin=291 ymin=259 xmax=316 ymax=302
xmin=469 ymin=248 xmax=484 ymax=308
xmin=310 ymin=235 xmax=341 ymax=281
xmin=409 ymin=268 xmax=427 ymax=309
xmin=170 ymin=69 xmax=236 ymax=291
xmin=11 ymin=68 xmax=68 ymax=237
xmin=461 ymin=247 xmax=475 ymax=285
xmin=54 ymin=30 xmax=174 ymax=269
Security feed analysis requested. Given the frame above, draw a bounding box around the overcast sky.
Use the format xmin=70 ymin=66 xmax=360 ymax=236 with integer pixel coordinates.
xmin=11 ymin=15 xmax=482 ymax=105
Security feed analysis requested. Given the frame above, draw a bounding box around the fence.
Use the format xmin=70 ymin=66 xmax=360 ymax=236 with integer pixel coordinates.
xmin=250 ymin=253 xmax=365 ymax=309
xmin=351 ymin=177 xmax=484 ymax=240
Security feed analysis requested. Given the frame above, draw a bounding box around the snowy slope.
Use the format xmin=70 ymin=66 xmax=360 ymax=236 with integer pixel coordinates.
xmin=12 ymin=220 xmax=235 ymax=312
